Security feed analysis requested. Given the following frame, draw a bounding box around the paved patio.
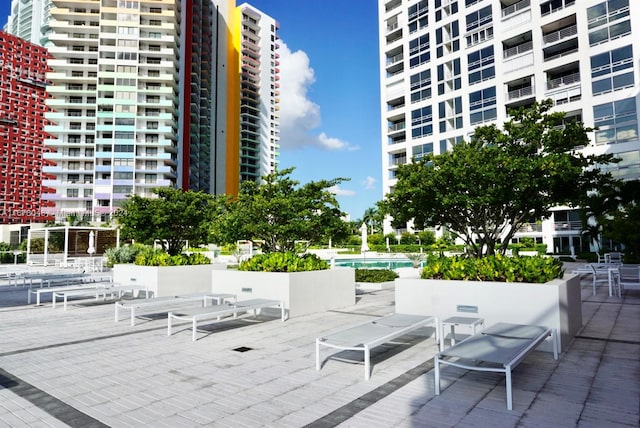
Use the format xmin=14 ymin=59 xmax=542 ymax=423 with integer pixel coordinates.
xmin=0 ymin=265 xmax=638 ymax=427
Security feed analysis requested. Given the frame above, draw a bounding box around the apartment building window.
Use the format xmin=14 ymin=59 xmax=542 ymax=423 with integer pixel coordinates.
xmin=145 ymin=161 xmax=158 ymax=169
xmin=437 ymin=59 xmax=461 ymax=95
xmin=117 ymin=52 xmax=138 ymax=61
xmin=113 ymin=186 xmax=132 ymax=194
xmin=468 ymin=46 xmax=495 ymax=85
xmin=438 ymin=97 xmax=463 ymax=132
xmin=591 ymin=45 xmax=634 ymax=95
xmin=436 ymin=21 xmax=460 ymax=58
xmin=439 ymin=136 xmax=464 ymax=154
xmin=409 ymin=34 xmax=430 ymax=68
xmin=589 ymin=20 xmax=630 ymax=46
xmin=68 ymin=162 xmax=80 ymax=170
xmin=588 ymin=0 xmax=629 ymax=30
xmin=67 ymin=189 xmax=79 ymax=198
xmin=410 ymin=69 xmax=432 ymax=103
xmin=593 ymin=97 xmax=638 ymax=145
xmin=145 ymin=174 xmax=157 ymax=184
xmin=67 ymin=174 xmax=80 ymax=183
xmin=466 ymin=5 xmax=492 ymax=32
xmin=113 ymin=172 xmax=133 ymax=180
xmin=411 ymin=106 xmax=433 ymax=139
xmin=114 ymin=158 xmax=133 ymax=166
xmin=435 ymin=0 xmax=459 ymax=22
xmin=412 ymin=142 xmax=433 ymax=160
xmin=68 ymin=148 xmax=80 ymax=157
xmin=114 ymin=144 xmax=134 ymax=153
xmin=84 ymin=189 xmax=92 ymax=197
xmin=469 ymin=87 xmax=497 ymax=125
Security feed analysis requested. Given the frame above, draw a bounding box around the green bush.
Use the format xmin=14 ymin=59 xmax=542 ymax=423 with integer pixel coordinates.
xmin=133 ymin=247 xmax=211 ymax=266
xmin=355 ymin=268 xmax=399 ymax=283
xmin=238 ymin=252 xmax=329 ymax=272
xmin=421 ymin=254 xmax=563 ymax=283
xmin=104 ymin=243 xmax=147 ymax=267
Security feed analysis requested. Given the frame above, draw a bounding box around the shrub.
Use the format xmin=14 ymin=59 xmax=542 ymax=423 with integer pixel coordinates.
xmin=238 ymin=252 xmax=329 ymax=272
xmin=104 ymin=243 xmax=147 ymax=267
xmin=421 ymin=254 xmax=563 ymax=283
xmin=133 ymin=247 xmax=211 ymax=266
xmin=355 ymin=268 xmax=399 ymax=283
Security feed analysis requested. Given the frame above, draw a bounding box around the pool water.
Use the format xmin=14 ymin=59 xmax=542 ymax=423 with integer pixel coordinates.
xmin=332 ymin=258 xmax=417 ymax=269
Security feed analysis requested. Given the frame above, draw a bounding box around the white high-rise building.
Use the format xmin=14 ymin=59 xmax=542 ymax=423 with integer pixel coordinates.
xmin=5 ymin=0 xmax=50 ymax=45
xmin=378 ymin=0 xmax=640 ymax=254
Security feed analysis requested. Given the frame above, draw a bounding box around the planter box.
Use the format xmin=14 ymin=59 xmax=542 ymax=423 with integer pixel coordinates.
xmin=113 ymin=263 xmax=227 ymax=297
xmin=395 ymin=273 xmax=582 ymax=352
xmin=212 ymin=268 xmax=355 ymax=318
xmin=356 ymin=281 xmax=395 ymax=291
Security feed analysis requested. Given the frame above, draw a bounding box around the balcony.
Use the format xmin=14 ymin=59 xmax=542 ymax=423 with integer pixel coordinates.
xmin=502 ymin=0 xmax=530 ymax=18
xmin=507 ymin=85 xmax=534 ymax=100
xmin=504 ymin=41 xmax=533 ymax=59
xmin=541 ymin=0 xmax=575 ymax=18
xmin=543 ymin=24 xmax=577 ymax=46
xmin=546 ymin=71 xmax=579 ymax=90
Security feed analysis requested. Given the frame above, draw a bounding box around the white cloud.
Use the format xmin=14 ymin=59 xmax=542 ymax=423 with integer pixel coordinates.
xmin=362 ymin=176 xmax=376 ymax=190
xmin=277 ymin=42 xmax=356 ymax=151
xmin=328 ymin=185 xmax=356 ymax=197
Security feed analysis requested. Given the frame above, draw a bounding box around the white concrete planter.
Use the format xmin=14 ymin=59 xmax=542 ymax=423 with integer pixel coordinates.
xmin=212 ymin=268 xmax=355 ymax=318
xmin=113 ymin=263 xmax=227 ymax=297
xmin=395 ymin=273 xmax=582 ymax=352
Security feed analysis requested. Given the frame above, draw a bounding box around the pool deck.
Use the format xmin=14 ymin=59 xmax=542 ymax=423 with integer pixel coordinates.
xmin=0 ymin=263 xmax=638 ymax=427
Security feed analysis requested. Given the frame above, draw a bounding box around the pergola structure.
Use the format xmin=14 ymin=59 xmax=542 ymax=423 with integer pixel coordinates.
xmin=27 ymin=226 xmax=120 ymax=266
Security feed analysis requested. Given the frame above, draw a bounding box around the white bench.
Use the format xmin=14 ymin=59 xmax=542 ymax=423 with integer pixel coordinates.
xmin=53 ymin=284 xmax=150 ymax=310
xmin=168 ymin=299 xmax=285 ymax=341
xmin=115 ymin=293 xmax=237 ymax=326
xmin=29 ymin=282 xmax=108 ymax=305
xmin=316 ymin=313 xmax=438 ymax=380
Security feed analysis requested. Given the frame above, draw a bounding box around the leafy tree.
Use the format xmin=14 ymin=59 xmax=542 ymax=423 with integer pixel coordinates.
xmin=384 ymin=100 xmax=617 ymax=258
xmin=360 ymin=203 xmax=385 ymax=234
xmin=212 ymin=168 xmax=349 ymax=253
xmin=582 ymin=180 xmax=640 ymax=262
xmin=117 ymin=188 xmax=218 ymax=255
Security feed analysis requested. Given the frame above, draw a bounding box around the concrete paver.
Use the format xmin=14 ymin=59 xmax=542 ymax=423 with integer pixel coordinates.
xmin=0 ymin=265 xmax=638 ymax=427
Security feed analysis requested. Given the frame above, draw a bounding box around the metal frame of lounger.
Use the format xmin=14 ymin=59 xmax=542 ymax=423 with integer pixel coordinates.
xmin=315 ymin=313 xmax=438 ymax=381
xmin=167 ymin=299 xmax=285 ymax=341
xmin=53 ymin=284 xmax=150 ymax=310
xmin=434 ymin=322 xmax=558 ymax=410
xmin=114 ymin=293 xmax=237 ymax=326
xmin=30 ymin=281 xmax=111 ymax=305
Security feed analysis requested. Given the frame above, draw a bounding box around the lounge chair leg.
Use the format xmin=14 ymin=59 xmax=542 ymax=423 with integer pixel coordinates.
xmin=167 ymin=315 xmax=172 ymax=336
xmin=315 ymin=339 xmax=320 ymax=371
xmin=192 ymin=319 xmax=197 ymax=341
xmin=506 ymin=366 xmax=513 ymax=410
xmin=364 ymin=346 xmax=371 ymax=381
xmin=434 ymin=356 xmax=440 ymax=395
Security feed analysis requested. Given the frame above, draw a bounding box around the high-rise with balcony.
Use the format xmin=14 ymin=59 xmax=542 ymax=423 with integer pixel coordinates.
xmin=0 ymin=31 xmax=54 ymax=224
xmin=5 ymin=0 xmax=50 ymax=45
xmin=36 ymin=1 xmax=280 ymax=222
xmin=378 ymin=0 xmax=640 ymax=254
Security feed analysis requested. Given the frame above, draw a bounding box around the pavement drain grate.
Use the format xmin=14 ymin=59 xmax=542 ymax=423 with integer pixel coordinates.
xmin=232 ymin=346 xmax=253 ymax=352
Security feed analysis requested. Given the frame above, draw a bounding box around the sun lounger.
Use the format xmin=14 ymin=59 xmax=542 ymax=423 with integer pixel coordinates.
xmin=115 ymin=293 xmax=237 ymax=326
xmin=315 ymin=313 xmax=438 ymax=380
xmin=434 ymin=322 xmax=558 ymax=410
xmin=29 ymin=282 xmax=110 ymax=305
xmin=53 ymin=284 xmax=150 ymax=310
xmin=167 ymin=298 xmax=285 ymax=341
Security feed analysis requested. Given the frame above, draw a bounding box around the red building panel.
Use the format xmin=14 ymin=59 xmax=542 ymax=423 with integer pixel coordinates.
xmin=0 ymin=31 xmax=54 ymax=224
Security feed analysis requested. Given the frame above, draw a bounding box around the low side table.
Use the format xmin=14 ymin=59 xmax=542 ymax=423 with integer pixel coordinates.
xmin=440 ymin=316 xmax=484 ymax=351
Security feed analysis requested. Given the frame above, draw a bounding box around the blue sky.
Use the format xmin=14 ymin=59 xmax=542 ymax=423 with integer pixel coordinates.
xmin=0 ymin=1 xmax=382 ymax=221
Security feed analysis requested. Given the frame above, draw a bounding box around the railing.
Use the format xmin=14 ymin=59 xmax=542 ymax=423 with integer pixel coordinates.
xmin=391 ymin=156 xmax=407 ymax=166
xmin=546 ymin=72 xmax=580 ymax=90
xmin=502 ymin=0 xmax=530 ymax=18
xmin=386 ymin=53 xmax=403 ymax=66
xmin=517 ymin=223 xmax=542 ymax=233
xmin=541 ymin=0 xmax=575 ymax=17
xmin=507 ymin=85 xmax=533 ymax=100
xmin=387 ymin=22 xmax=399 ymax=33
xmin=388 ymin=123 xmax=406 ymax=132
xmin=543 ymin=24 xmax=577 ymax=45
xmin=504 ymin=41 xmax=533 ymax=58
xmin=554 ymin=221 xmax=582 ymax=231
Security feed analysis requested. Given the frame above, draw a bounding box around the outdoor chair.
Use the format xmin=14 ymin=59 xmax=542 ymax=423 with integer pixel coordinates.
xmin=434 ymin=322 xmax=558 ymax=410
xmin=316 ymin=313 xmax=438 ymax=380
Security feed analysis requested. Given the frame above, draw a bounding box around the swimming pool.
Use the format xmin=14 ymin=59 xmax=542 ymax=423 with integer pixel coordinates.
xmin=331 ymin=258 xmax=417 ymax=269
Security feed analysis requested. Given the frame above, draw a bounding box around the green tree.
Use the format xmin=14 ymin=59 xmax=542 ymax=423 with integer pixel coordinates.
xmin=212 ymin=168 xmax=349 ymax=253
xmin=117 ymin=188 xmax=218 ymax=255
xmin=384 ymin=100 xmax=617 ymax=258
xmin=360 ymin=203 xmax=385 ymax=234
xmin=582 ymin=179 xmax=640 ymax=262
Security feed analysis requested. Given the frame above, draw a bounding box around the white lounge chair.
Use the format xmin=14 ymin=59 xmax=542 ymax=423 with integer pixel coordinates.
xmin=115 ymin=293 xmax=237 ymax=326
xmin=167 ymin=298 xmax=285 ymax=341
xmin=53 ymin=284 xmax=150 ymax=310
xmin=315 ymin=313 xmax=438 ymax=380
xmin=434 ymin=322 xmax=558 ymax=410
